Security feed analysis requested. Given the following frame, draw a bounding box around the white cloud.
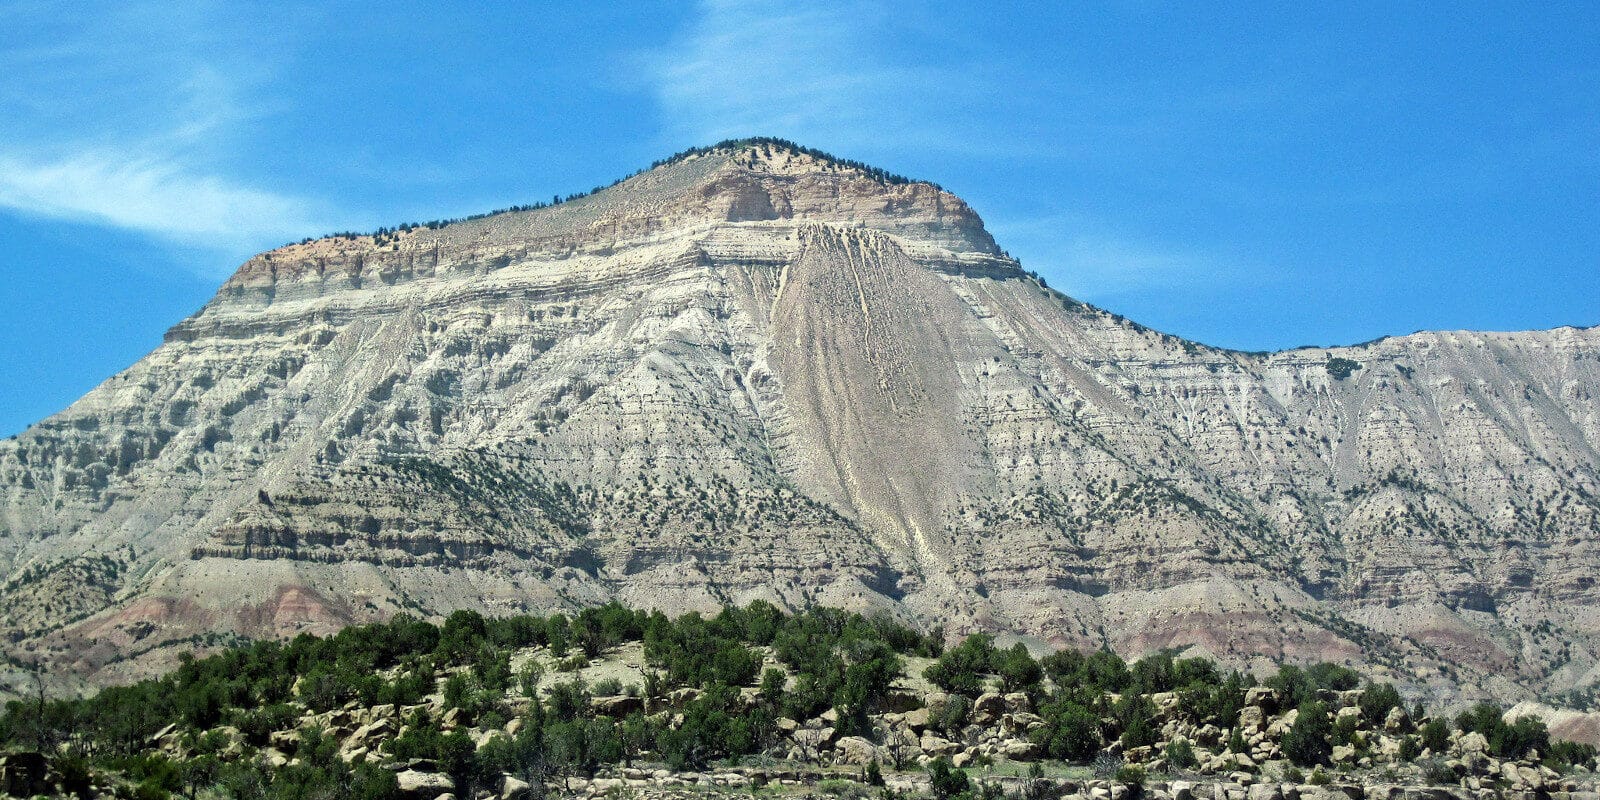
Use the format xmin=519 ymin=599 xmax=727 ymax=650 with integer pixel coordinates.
xmin=988 ymin=214 xmax=1262 ymax=299
xmin=642 ymin=0 xmax=1002 ymax=154
xmin=0 ymin=152 xmax=319 ymax=257
xmin=0 ymin=1 xmax=323 ymax=269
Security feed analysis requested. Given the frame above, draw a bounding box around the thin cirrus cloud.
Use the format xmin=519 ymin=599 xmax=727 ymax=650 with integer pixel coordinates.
xmin=988 ymin=214 xmax=1258 ymax=300
xmin=0 ymin=1 xmax=323 ymax=272
xmin=642 ymin=0 xmax=1007 ymax=155
xmin=0 ymin=152 xmax=319 ymax=260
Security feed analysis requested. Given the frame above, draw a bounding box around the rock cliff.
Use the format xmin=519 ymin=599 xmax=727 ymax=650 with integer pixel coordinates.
xmin=2 ymin=140 xmax=1598 ymax=707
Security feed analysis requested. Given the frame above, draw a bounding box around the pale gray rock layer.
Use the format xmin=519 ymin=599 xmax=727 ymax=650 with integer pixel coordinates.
xmin=2 ymin=142 xmax=1598 ymax=707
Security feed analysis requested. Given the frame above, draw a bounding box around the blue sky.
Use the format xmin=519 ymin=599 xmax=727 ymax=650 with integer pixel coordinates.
xmin=2 ymin=2 xmax=1597 ymax=436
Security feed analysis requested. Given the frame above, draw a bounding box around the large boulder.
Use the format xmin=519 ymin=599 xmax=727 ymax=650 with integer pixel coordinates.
xmin=1002 ymin=739 xmax=1041 ymax=761
xmin=972 ymin=693 xmax=1007 ymax=725
xmin=1244 ymin=687 xmax=1278 ymax=713
xmin=1239 ymin=705 xmax=1266 ymax=731
xmin=792 ymin=727 xmax=837 ymax=750
xmin=501 ymin=775 xmax=535 ymax=800
xmin=834 ymin=736 xmax=881 ymax=766
xmin=396 ymin=770 xmax=455 ymax=798
xmin=591 ymin=694 xmax=644 ymax=717
xmin=921 ymin=734 xmax=962 ymax=756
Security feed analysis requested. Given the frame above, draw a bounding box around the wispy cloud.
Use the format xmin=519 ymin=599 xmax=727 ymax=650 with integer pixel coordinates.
xmin=640 ymin=0 xmax=1015 ymax=156
xmin=0 ymin=1 xmax=322 ymax=270
xmin=987 ymin=214 xmax=1265 ymax=299
xmin=0 ymin=152 xmax=320 ymax=255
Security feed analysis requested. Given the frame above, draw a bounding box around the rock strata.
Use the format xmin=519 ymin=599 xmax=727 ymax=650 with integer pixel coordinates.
xmin=1 ymin=139 xmax=1599 ymax=707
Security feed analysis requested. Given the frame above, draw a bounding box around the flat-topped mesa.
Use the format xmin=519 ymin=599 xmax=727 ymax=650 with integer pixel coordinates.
xmin=12 ymin=135 xmax=1600 ymax=706
xmin=216 ymin=140 xmax=1010 ymax=301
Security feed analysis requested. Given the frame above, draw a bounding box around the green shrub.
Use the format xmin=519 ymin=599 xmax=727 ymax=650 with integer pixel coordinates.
xmin=924 ymin=634 xmax=997 ymax=696
xmin=1419 ymin=718 xmax=1450 ymax=753
xmin=1033 ymin=699 xmax=1099 ymax=762
xmin=927 ymin=757 xmax=971 ymax=800
xmin=994 ymin=643 xmax=1043 ymax=694
xmin=1114 ymin=764 xmax=1146 ymax=789
xmin=1325 ymin=357 xmax=1361 ymax=380
xmin=1358 ymin=683 xmax=1402 ymax=724
xmin=518 ymin=659 xmax=545 ymax=697
xmin=760 ymin=667 xmax=786 ymax=703
xmin=1283 ymin=701 xmax=1332 ymax=767
xmin=1398 ymin=735 xmax=1421 ymax=761
xmin=1165 ymin=738 xmax=1198 ymax=769
xmin=1419 ymin=758 xmax=1456 ymax=786
xmin=935 ymin=694 xmax=973 ymax=738
xmin=819 ymin=778 xmax=872 ymax=799
xmin=1548 ymin=739 xmax=1598 ymax=771
xmin=545 ymin=679 xmax=591 ymax=722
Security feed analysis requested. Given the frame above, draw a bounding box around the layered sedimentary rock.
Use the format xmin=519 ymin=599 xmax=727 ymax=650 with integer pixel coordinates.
xmin=2 ymin=141 xmax=1598 ymax=707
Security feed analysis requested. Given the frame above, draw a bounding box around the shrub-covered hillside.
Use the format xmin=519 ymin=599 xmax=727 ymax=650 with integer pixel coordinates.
xmin=1 ymin=602 xmax=1595 ymax=800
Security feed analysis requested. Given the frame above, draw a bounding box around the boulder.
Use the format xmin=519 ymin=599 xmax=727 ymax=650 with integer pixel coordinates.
xmin=1002 ymin=739 xmax=1042 ymax=760
xmin=1239 ymin=706 xmax=1265 ymax=730
xmin=792 ymin=727 xmax=837 ymax=749
xmin=501 ymin=775 xmax=534 ymax=800
xmin=1006 ymin=711 xmax=1045 ymax=735
xmin=1247 ymin=784 xmax=1283 ymax=800
xmin=834 ymin=736 xmax=880 ymax=765
xmin=921 ymin=734 xmax=962 ymax=756
xmin=973 ymin=693 xmax=1007 ymax=725
xmin=396 ymin=770 xmax=455 ymax=798
xmin=902 ymin=707 xmax=932 ymax=731
xmin=1244 ymin=687 xmax=1278 ymax=713
xmin=591 ymin=694 xmax=644 ymax=717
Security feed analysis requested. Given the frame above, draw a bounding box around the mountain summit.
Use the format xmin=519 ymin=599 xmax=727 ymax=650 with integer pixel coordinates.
xmin=3 ymin=139 xmax=1599 ymax=706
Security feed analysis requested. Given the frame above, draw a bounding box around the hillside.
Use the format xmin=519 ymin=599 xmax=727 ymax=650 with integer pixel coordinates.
xmin=1 ymin=138 xmax=1598 ymax=710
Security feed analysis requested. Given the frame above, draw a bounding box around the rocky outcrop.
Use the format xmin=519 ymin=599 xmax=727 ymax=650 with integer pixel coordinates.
xmin=1 ymin=139 xmax=1599 ymax=707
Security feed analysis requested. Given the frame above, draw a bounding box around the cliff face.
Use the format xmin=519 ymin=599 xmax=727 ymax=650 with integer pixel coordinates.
xmin=2 ymin=141 xmax=1598 ymax=705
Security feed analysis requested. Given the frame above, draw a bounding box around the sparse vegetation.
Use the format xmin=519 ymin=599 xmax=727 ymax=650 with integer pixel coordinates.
xmin=1325 ymin=357 xmax=1362 ymax=380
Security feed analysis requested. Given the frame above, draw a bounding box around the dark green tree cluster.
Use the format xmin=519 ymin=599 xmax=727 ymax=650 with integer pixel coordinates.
xmin=1029 ymin=648 xmax=1251 ymax=763
xmin=1455 ymin=702 xmax=1551 ymax=761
